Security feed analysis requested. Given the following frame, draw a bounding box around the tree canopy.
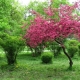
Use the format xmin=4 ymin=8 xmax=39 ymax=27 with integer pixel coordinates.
xmin=0 ymin=0 xmax=25 ymax=35
xmin=23 ymin=0 xmax=80 ymax=68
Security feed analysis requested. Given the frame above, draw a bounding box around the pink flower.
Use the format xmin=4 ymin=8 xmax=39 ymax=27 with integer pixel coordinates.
xmin=23 ymin=1 xmax=80 ymax=48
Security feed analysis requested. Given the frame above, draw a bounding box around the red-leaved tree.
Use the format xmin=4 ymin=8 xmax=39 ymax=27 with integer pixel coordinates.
xmin=23 ymin=1 xmax=80 ymax=68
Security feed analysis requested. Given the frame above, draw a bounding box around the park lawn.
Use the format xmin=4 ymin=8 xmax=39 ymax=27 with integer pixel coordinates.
xmin=0 ymin=52 xmax=80 ymax=80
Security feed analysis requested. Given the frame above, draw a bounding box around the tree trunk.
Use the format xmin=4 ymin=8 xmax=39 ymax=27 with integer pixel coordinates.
xmin=29 ymin=45 xmax=44 ymax=57
xmin=61 ymin=45 xmax=73 ymax=68
xmin=55 ymin=40 xmax=73 ymax=68
xmin=6 ymin=52 xmax=17 ymax=65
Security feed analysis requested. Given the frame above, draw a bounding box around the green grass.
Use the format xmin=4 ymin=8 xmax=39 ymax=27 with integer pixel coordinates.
xmin=0 ymin=52 xmax=80 ymax=80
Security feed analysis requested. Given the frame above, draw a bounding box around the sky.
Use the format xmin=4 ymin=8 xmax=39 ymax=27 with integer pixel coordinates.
xmin=18 ymin=0 xmax=77 ymax=6
xmin=18 ymin=0 xmax=46 ymax=5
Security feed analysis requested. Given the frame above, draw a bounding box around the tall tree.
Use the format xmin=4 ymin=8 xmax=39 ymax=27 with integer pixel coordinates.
xmin=0 ymin=0 xmax=26 ymax=65
xmin=9 ymin=1 xmax=25 ymax=35
xmin=0 ymin=0 xmax=13 ymax=32
xmin=0 ymin=0 xmax=25 ymax=35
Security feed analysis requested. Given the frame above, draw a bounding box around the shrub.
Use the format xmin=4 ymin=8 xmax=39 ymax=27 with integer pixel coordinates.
xmin=41 ymin=52 xmax=53 ymax=63
xmin=68 ymin=40 xmax=78 ymax=46
xmin=68 ymin=46 xmax=78 ymax=58
xmin=0 ymin=33 xmax=25 ymax=65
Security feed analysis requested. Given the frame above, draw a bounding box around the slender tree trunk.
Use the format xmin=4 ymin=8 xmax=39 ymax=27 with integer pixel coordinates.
xmin=55 ymin=40 xmax=73 ymax=68
xmin=29 ymin=47 xmax=35 ymax=57
xmin=61 ymin=45 xmax=73 ymax=68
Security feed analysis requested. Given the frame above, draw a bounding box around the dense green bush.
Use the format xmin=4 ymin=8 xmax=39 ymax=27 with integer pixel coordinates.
xmin=41 ymin=52 xmax=53 ymax=63
xmin=68 ymin=46 xmax=78 ymax=58
xmin=66 ymin=39 xmax=79 ymax=57
xmin=68 ymin=40 xmax=78 ymax=46
xmin=0 ymin=33 xmax=25 ymax=65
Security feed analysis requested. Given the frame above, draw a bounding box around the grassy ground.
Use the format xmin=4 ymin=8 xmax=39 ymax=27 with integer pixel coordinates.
xmin=0 ymin=52 xmax=80 ymax=80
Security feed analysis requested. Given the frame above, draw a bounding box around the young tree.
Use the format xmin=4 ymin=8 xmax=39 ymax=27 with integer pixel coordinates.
xmin=23 ymin=1 xmax=80 ymax=68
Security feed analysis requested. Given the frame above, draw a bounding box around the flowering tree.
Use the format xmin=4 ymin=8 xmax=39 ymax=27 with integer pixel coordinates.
xmin=23 ymin=1 xmax=80 ymax=68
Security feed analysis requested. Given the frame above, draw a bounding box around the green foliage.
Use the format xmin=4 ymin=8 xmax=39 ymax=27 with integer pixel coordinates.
xmin=78 ymin=43 xmax=80 ymax=49
xmin=46 ymin=41 xmax=61 ymax=57
xmin=66 ymin=40 xmax=79 ymax=57
xmin=0 ymin=0 xmax=13 ymax=18
xmin=0 ymin=21 xmax=10 ymax=32
xmin=10 ymin=1 xmax=25 ymax=35
xmin=0 ymin=0 xmax=13 ymax=33
xmin=68 ymin=46 xmax=78 ymax=58
xmin=78 ymin=43 xmax=80 ymax=56
xmin=24 ymin=1 xmax=48 ymax=28
xmin=52 ymin=0 xmax=69 ymax=8
xmin=0 ymin=33 xmax=25 ymax=65
xmin=41 ymin=52 xmax=53 ymax=63
xmin=26 ymin=1 xmax=48 ymax=15
xmin=25 ymin=0 xmax=69 ymax=25
xmin=68 ymin=40 xmax=79 ymax=46
xmin=0 ymin=0 xmax=25 ymax=36
xmin=9 ymin=1 xmax=25 ymax=35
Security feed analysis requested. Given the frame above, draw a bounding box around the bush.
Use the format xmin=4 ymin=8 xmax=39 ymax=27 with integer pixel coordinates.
xmin=68 ymin=46 xmax=78 ymax=58
xmin=0 ymin=33 xmax=25 ymax=65
xmin=41 ymin=52 xmax=53 ymax=63
xmin=68 ymin=40 xmax=78 ymax=46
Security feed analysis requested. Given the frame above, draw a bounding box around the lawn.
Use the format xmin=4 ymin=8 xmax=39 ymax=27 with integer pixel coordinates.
xmin=0 ymin=51 xmax=80 ymax=80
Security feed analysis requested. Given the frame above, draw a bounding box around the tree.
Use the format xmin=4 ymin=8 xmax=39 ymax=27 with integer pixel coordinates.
xmin=22 ymin=1 xmax=48 ymax=56
xmin=0 ymin=33 xmax=25 ymax=65
xmin=0 ymin=0 xmax=26 ymax=65
xmin=23 ymin=0 xmax=80 ymax=68
xmin=0 ymin=0 xmax=25 ymax=36
xmin=0 ymin=0 xmax=13 ymax=32
xmin=25 ymin=0 xmax=68 ymax=26
xmin=9 ymin=1 xmax=25 ymax=35
xmin=22 ymin=0 xmax=69 ymax=57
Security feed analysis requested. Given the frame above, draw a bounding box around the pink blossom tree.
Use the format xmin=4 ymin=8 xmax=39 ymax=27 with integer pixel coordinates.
xmin=23 ymin=1 xmax=80 ymax=68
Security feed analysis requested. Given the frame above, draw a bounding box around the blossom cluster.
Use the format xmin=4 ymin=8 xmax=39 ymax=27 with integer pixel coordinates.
xmin=24 ymin=2 xmax=80 ymax=48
